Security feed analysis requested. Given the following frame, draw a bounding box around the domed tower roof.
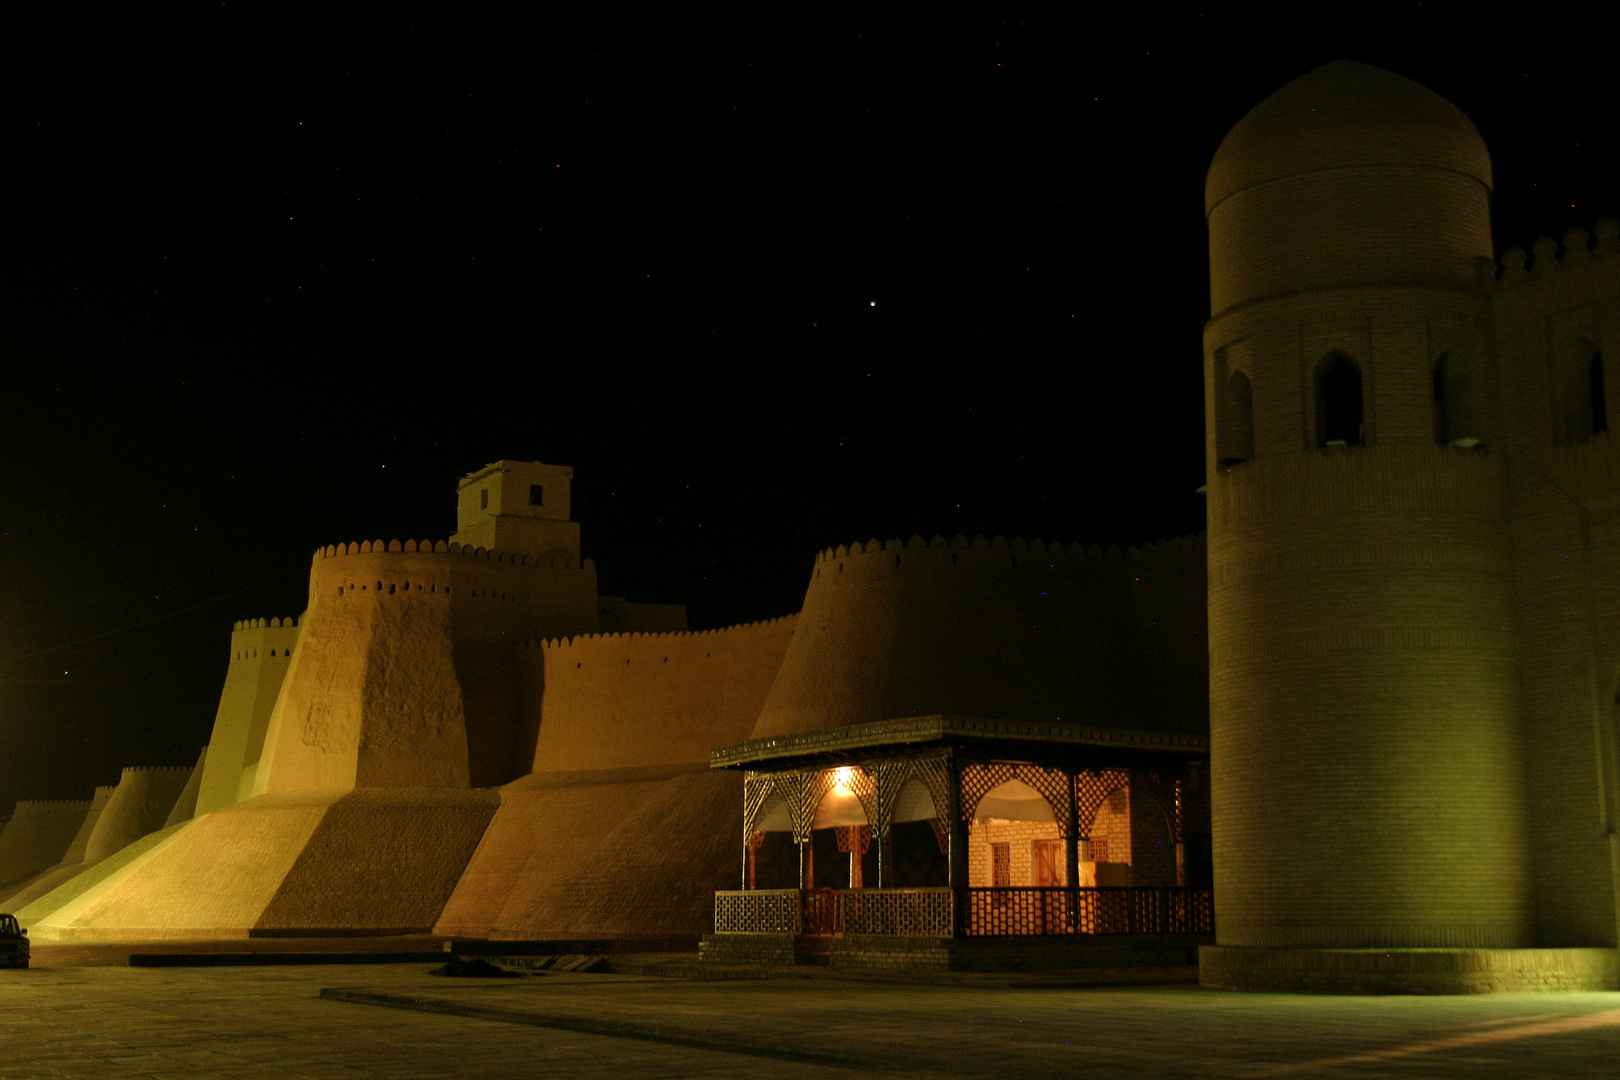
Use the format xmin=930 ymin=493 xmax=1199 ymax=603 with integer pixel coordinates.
xmin=1205 ymin=60 xmax=1492 ymax=217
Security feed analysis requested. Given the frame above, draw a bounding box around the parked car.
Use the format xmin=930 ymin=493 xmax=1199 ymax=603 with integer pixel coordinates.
xmin=0 ymin=914 xmax=28 ymax=969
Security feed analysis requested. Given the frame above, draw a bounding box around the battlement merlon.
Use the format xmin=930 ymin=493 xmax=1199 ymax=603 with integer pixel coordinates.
xmin=451 ymin=460 xmax=580 ymax=563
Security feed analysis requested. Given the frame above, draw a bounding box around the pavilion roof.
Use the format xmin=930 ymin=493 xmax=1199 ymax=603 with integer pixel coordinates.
xmin=710 ymin=714 xmax=1208 ymax=770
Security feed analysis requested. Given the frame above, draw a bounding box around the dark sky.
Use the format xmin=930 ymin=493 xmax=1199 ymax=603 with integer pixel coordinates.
xmin=3 ymin=8 xmax=1617 ymax=808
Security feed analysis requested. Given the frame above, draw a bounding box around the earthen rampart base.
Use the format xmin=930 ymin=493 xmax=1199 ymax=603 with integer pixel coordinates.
xmin=1199 ymin=945 xmax=1620 ymax=994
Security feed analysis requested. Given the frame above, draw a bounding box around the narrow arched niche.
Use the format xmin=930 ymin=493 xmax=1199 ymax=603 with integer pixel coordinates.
xmin=1559 ymin=340 xmax=1609 ymax=444
xmin=1315 ymin=352 xmax=1365 ymax=447
xmin=1433 ymin=352 xmax=1483 ymax=447
xmin=1218 ymin=370 xmax=1254 ymax=467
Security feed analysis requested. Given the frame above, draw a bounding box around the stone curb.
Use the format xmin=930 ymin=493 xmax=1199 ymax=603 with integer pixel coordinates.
xmin=130 ymin=952 xmax=443 ymax=967
xmin=605 ymin=957 xmax=1199 ymax=988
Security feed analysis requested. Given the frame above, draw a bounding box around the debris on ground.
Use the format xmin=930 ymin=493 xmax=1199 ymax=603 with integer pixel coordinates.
xmin=428 ymin=956 xmax=522 ymax=978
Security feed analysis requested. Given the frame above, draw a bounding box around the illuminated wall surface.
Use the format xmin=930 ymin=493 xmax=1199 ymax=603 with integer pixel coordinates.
xmin=1205 ymin=61 xmax=1620 ymax=951
xmin=5 ymin=443 xmax=1210 ymax=941
xmin=5 ymin=65 xmax=1616 ymax=961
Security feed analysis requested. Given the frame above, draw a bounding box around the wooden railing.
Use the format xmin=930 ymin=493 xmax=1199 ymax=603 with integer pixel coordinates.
xmin=714 ymin=887 xmax=1214 ymax=937
xmin=842 ymin=888 xmax=955 ymax=936
xmin=714 ymin=889 xmax=803 ymax=933
xmin=959 ymin=887 xmax=1214 ymax=936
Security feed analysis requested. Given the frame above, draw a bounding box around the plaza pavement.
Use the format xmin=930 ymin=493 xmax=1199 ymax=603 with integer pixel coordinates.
xmin=4 ymin=952 xmax=1620 ymax=1078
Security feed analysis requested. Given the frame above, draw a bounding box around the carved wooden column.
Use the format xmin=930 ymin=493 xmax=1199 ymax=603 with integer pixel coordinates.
xmin=741 ymin=772 xmax=768 ymax=890
xmin=836 ymin=826 xmax=870 ymax=888
xmin=1174 ymin=779 xmax=1186 ymax=888
xmin=747 ymin=832 xmax=765 ymax=890
xmin=946 ymin=755 xmax=968 ymax=889
xmin=1064 ymin=769 xmax=1080 ymax=888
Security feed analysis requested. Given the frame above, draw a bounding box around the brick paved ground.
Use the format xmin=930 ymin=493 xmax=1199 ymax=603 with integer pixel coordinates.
xmin=5 ymin=956 xmax=1620 ymax=1078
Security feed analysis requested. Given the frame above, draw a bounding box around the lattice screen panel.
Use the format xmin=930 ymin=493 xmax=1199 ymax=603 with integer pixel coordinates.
xmin=1074 ymin=768 xmax=1129 ymax=837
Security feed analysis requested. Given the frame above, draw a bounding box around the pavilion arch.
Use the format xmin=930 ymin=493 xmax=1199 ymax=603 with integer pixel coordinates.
xmin=751 ymin=792 xmax=793 ymax=833
xmin=745 ymin=792 xmax=801 ymax=891
xmin=1315 ymin=351 xmax=1366 ymax=447
xmin=811 ymin=781 xmax=870 ymax=830
xmin=1218 ymin=370 xmax=1255 ymax=467
xmin=970 ymin=778 xmax=1057 ymax=824
xmin=807 ymin=776 xmax=875 ymax=889
xmin=890 ymin=777 xmax=938 ymax=825
xmin=1433 ymin=351 xmax=1485 ymax=447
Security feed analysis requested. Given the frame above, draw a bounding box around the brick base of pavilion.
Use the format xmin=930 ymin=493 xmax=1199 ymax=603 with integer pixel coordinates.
xmin=701 ymin=930 xmax=1209 ymax=971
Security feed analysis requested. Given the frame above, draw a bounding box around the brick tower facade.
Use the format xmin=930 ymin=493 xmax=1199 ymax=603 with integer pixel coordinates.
xmin=1200 ymin=61 xmax=1620 ymax=993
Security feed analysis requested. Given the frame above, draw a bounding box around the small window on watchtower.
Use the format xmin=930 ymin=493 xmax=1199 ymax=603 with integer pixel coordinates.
xmin=479 ymin=488 xmax=489 ymax=510
xmin=530 ymin=484 xmax=544 ymax=507
xmin=1433 ymin=353 xmax=1482 ymax=447
xmin=1316 ymin=353 xmax=1364 ymax=447
xmin=1560 ymin=341 xmax=1609 ymax=443
xmin=1218 ymin=371 xmax=1254 ymax=467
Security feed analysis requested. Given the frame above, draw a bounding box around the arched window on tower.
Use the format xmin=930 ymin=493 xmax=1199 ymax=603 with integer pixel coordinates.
xmin=1316 ymin=352 xmax=1365 ymax=447
xmin=1433 ymin=352 xmax=1483 ymax=448
xmin=1559 ymin=340 xmax=1609 ymax=443
xmin=1218 ymin=371 xmax=1254 ymax=467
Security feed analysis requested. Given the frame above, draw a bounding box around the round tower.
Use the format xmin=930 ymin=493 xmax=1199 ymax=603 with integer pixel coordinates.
xmin=751 ymin=535 xmax=1208 ymax=742
xmin=1200 ymin=62 xmax=1541 ymax=991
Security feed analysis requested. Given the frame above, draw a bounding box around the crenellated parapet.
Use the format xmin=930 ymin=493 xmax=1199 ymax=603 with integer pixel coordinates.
xmin=315 ymin=538 xmax=593 ymax=568
xmin=226 ymin=616 xmax=300 ymax=664
xmin=1494 ymin=218 xmax=1620 ymax=289
xmin=1487 ymin=217 xmax=1618 ymax=473
xmin=310 ymin=539 xmax=599 ymax=638
xmin=1491 ymin=222 xmax=1620 ymax=429
xmin=232 ymin=616 xmax=299 ymax=631
xmin=523 ymin=614 xmax=797 ymax=651
xmin=810 ymin=532 xmax=1204 ymax=571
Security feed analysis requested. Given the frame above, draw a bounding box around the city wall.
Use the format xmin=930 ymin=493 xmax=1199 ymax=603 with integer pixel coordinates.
xmin=524 ymin=616 xmax=798 ymax=772
xmin=196 ymin=617 xmax=301 ymax=816
xmin=164 ymin=748 xmax=209 ymax=828
xmin=437 ymin=615 xmax=797 ymax=938
xmin=1492 ymin=224 xmax=1620 ymax=946
xmin=0 ymin=787 xmax=116 ymax=913
xmin=0 ymin=800 xmax=90 ymax=895
xmin=84 ymin=766 xmax=196 ymax=865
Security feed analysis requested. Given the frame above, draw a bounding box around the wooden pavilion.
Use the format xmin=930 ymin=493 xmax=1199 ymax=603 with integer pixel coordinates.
xmin=703 ymin=714 xmax=1213 ymax=968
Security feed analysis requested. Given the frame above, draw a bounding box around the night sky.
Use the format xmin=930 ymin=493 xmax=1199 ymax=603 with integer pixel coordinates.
xmin=4 ymin=9 xmax=1618 ymax=809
